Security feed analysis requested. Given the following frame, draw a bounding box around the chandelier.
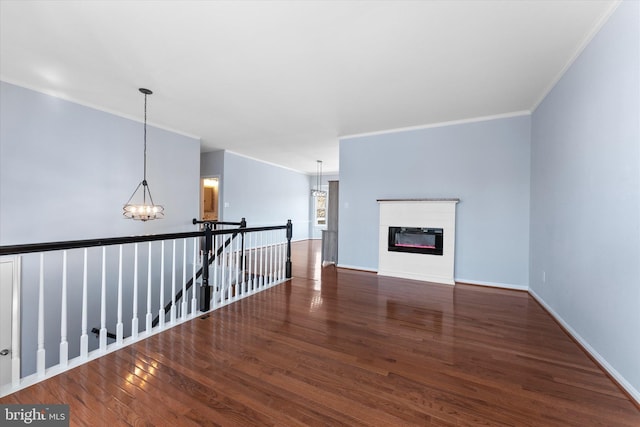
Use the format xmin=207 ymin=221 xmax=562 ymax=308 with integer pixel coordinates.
xmin=123 ymin=88 xmax=164 ymax=221
xmin=311 ymin=160 xmax=326 ymax=197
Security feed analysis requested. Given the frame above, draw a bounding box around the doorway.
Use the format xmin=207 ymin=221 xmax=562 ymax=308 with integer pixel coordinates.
xmin=201 ymin=177 xmax=219 ymax=221
xmin=0 ymin=256 xmax=19 ymax=386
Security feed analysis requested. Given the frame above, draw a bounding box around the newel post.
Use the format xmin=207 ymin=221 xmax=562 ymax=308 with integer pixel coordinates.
xmin=285 ymin=219 xmax=293 ymax=279
xmin=240 ymin=217 xmax=247 ymax=271
xmin=200 ymin=222 xmax=213 ymax=312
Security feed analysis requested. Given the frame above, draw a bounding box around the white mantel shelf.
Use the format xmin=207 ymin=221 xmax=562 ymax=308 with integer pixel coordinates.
xmin=377 ymin=198 xmax=460 ymax=202
xmin=378 ymin=199 xmax=459 ymax=285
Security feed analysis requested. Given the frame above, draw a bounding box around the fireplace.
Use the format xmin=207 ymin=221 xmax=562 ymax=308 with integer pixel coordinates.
xmin=378 ymin=199 xmax=459 ymax=285
xmin=388 ymin=227 xmax=443 ymax=255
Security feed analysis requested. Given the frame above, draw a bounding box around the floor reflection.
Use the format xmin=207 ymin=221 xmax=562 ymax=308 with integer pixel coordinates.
xmin=385 ymin=300 xmax=443 ymax=333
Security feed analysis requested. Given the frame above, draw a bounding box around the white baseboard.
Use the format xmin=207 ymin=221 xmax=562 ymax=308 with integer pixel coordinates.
xmin=379 ymin=269 xmax=454 ymax=285
xmin=333 ymin=269 xmax=528 ymax=290
xmin=336 ymin=263 xmax=377 ymax=273
xmin=529 ymin=288 xmax=640 ymax=405
xmin=455 ymin=278 xmax=529 ymax=291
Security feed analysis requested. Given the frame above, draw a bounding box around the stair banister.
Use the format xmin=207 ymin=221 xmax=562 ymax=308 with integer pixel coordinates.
xmin=0 ymin=219 xmax=292 ymax=398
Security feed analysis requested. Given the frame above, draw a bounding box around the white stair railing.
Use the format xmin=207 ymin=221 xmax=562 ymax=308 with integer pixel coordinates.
xmin=0 ymin=220 xmax=292 ymax=398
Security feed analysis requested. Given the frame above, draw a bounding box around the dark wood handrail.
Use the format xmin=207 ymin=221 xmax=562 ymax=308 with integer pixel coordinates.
xmin=0 ymin=224 xmax=289 ymax=256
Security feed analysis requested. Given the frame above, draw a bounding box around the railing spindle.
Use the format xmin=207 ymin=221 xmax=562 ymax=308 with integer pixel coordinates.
xmin=254 ymin=234 xmax=259 ymax=289
xmin=146 ymin=241 xmax=153 ymax=333
xmin=249 ymin=233 xmax=255 ymax=292
xmin=272 ymin=234 xmax=277 ymax=283
xmin=278 ymin=231 xmax=282 ymax=281
xmin=99 ymin=247 xmax=107 ymax=352
xmin=279 ymin=237 xmax=284 ymax=281
xmin=132 ymin=243 xmax=139 ymax=339
xmin=191 ymin=237 xmax=197 ymax=315
xmin=221 ymin=235 xmax=227 ymax=304
xmin=234 ymin=236 xmax=240 ymax=299
xmin=277 ymin=231 xmax=282 ymax=281
xmin=274 ymin=231 xmax=278 ymax=283
xmin=211 ymin=234 xmax=218 ymax=308
xmin=182 ymin=239 xmax=187 ymax=319
xmin=116 ymin=245 xmax=124 ymax=344
xmin=170 ymin=240 xmax=176 ymax=324
xmin=241 ymin=234 xmax=247 ymax=294
xmin=269 ymin=231 xmax=274 ymax=285
xmin=259 ymin=232 xmax=264 ymax=288
xmin=37 ymin=254 xmax=45 ymax=377
xmin=59 ymin=250 xmax=68 ymax=367
xmin=80 ymin=248 xmax=88 ymax=359
xmin=229 ymin=235 xmax=234 ymax=301
xmin=239 ymin=234 xmax=244 ymax=295
xmin=263 ymin=231 xmax=268 ymax=287
xmin=276 ymin=234 xmax=280 ymax=282
xmin=266 ymin=231 xmax=271 ymax=285
xmin=221 ymin=235 xmax=227 ymax=305
xmin=159 ymin=241 xmax=165 ymax=328
xmin=282 ymin=232 xmax=286 ymax=279
xmin=275 ymin=236 xmax=280 ymax=282
xmin=228 ymin=238 xmax=234 ymax=301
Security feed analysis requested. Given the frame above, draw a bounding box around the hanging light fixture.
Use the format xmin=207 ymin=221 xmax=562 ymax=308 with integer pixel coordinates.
xmin=311 ymin=160 xmax=326 ymax=197
xmin=123 ymin=88 xmax=164 ymax=221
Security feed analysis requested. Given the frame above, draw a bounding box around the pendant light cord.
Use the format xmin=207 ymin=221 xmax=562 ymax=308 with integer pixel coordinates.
xmin=143 ymin=92 xmax=148 ymax=183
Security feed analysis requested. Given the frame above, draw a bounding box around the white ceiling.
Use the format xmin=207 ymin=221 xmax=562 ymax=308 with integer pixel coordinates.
xmin=0 ymin=0 xmax=619 ymax=174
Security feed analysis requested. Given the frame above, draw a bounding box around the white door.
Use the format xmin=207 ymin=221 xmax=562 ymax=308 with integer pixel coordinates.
xmin=0 ymin=257 xmax=17 ymax=385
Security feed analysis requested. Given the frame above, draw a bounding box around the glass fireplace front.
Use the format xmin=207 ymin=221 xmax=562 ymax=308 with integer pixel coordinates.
xmin=388 ymin=227 xmax=443 ymax=255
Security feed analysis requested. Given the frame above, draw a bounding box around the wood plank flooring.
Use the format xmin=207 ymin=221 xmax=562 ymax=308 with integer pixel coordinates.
xmin=2 ymin=240 xmax=639 ymax=426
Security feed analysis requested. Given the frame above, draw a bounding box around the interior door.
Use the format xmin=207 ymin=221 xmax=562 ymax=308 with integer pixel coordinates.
xmin=0 ymin=257 xmax=15 ymax=385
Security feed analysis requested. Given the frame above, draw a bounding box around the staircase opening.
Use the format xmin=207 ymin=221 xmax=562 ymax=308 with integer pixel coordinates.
xmin=0 ymin=217 xmax=293 ymax=397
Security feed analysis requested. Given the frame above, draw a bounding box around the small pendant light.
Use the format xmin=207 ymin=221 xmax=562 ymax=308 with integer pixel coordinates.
xmin=311 ymin=160 xmax=326 ymax=197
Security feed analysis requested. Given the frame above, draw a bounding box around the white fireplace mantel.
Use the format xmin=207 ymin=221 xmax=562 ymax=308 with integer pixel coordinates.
xmin=378 ymin=199 xmax=459 ymax=285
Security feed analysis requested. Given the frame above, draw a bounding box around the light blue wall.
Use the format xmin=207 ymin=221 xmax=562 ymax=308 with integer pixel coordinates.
xmin=0 ymin=82 xmax=200 ymax=244
xmin=200 ymin=151 xmax=331 ymax=240
xmin=339 ymin=115 xmax=531 ymax=287
xmin=530 ymin=1 xmax=640 ymax=399
xmin=201 ymin=150 xmax=225 ymax=178
xmin=214 ymin=151 xmax=311 ymax=241
xmin=0 ymin=81 xmax=201 ymax=376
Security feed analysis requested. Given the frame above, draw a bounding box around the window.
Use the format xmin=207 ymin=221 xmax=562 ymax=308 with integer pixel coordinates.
xmin=314 ymin=191 xmax=327 ymax=226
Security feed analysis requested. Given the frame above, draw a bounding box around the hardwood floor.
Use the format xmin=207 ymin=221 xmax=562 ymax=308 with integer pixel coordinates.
xmin=2 ymin=240 xmax=639 ymax=426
